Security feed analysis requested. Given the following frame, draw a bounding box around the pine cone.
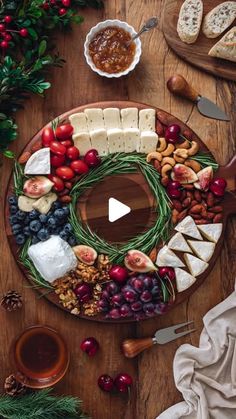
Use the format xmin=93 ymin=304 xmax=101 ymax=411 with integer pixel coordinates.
xmin=1 ymin=290 xmax=23 ymax=311
xmin=4 ymin=374 xmax=26 ymax=396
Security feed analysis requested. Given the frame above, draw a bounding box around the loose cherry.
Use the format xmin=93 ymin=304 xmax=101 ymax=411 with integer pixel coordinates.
xmin=98 ymin=375 xmax=114 ymax=392
xmin=80 ymin=337 xmax=99 ymax=356
xmin=84 ymin=149 xmax=101 ymax=168
xmin=166 ymin=180 xmax=182 ymax=199
xmin=158 ymin=267 xmax=175 ymax=281
xmin=209 ymin=178 xmax=227 ymax=197
xmin=109 ymin=265 xmax=128 ymax=284
xmin=165 ymin=124 xmax=181 ymax=144
xmin=74 ymin=283 xmax=92 ymax=304
xmin=114 ymin=373 xmax=133 ymax=393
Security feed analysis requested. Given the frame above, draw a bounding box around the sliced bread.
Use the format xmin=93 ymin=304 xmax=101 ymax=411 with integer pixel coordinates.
xmin=177 ymin=0 xmax=203 ymax=44
xmin=208 ymin=26 xmax=236 ymax=62
xmin=203 ymin=2 xmax=236 ymax=39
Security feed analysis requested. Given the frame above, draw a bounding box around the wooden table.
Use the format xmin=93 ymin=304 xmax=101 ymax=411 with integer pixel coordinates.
xmin=1 ymin=2 xmax=236 ymax=418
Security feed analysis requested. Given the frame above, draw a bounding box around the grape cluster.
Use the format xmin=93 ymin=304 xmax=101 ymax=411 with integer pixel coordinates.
xmin=8 ymin=195 xmax=77 ymax=246
xmin=98 ymin=274 xmax=167 ymax=320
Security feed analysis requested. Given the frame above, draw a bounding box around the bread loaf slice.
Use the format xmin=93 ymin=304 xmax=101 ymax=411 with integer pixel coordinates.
xmin=203 ymin=2 xmax=236 ymax=39
xmin=177 ymin=0 xmax=203 ymax=44
xmin=208 ymin=26 xmax=236 ymax=62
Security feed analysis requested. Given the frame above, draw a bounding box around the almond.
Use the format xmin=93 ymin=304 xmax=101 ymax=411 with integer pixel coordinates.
xmin=208 ymin=205 xmax=223 ymax=213
xmin=172 ymin=199 xmax=182 ymax=212
xmin=154 ymin=159 xmax=161 ymax=173
xmin=58 ymin=188 xmax=70 ymax=197
xmin=156 ymin=120 xmax=164 ymax=136
xmin=194 ymin=190 xmax=202 ymax=202
xmin=171 ymin=209 xmax=179 ymax=224
xmin=31 ymin=140 xmax=42 ymax=153
xmin=59 ymin=195 xmax=72 ymax=203
xmin=189 ymin=204 xmax=203 ymax=214
xmin=183 ymin=184 xmax=194 ymax=190
xmin=161 ymin=176 xmax=169 ymax=187
xmin=191 ymin=214 xmax=202 ymax=220
xmin=18 ymin=151 xmax=31 ymax=164
xmin=177 ymin=208 xmax=188 ymax=221
xmin=213 ymin=213 xmax=223 ymax=223
xmin=180 ymin=190 xmax=187 ymax=201
xmin=206 ymin=192 xmax=215 ymax=207
xmin=149 ymin=247 xmax=158 ymax=262
xmin=195 ymin=219 xmax=209 ymax=225
xmin=182 ymin=128 xmax=193 ymax=140
xmin=203 ymin=212 xmax=215 ymax=220
xmin=182 ymin=197 xmax=191 ymax=208
xmin=186 ymin=191 xmax=194 ymax=200
xmin=190 ymin=200 xmax=198 ymax=207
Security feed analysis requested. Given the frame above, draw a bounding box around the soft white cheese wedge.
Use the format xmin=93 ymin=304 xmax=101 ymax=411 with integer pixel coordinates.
xmin=32 ymin=192 xmax=57 ymax=214
xmin=139 ymin=131 xmax=159 ymax=153
xmin=73 ymin=132 xmax=91 ymax=156
xmin=156 ymin=245 xmax=185 ymax=268
xmin=124 ymin=128 xmax=140 ymax=153
xmin=84 ymin=108 xmax=104 ymax=130
xmin=197 ymin=223 xmax=223 ymax=243
xmin=175 ymin=268 xmax=196 ymax=292
xmin=168 ymin=232 xmax=192 ymax=253
xmin=90 ymin=129 xmax=108 ymax=156
xmin=103 ymin=108 xmax=121 ymax=129
xmin=121 ymin=108 xmax=138 ymax=129
xmin=188 ymin=240 xmax=215 ymax=262
xmin=175 ymin=216 xmax=203 ymax=240
xmin=184 ymin=253 xmax=208 ymax=277
xmin=139 ymin=109 xmax=156 ymax=132
xmin=69 ymin=113 xmax=88 ymax=133
xmin=24 ymin=148 xmax=50 ymax=175
xmin=28 ymin=236 xmax=77 ymax=283
xmin=107 ymin=128 xmax=125 ymax=153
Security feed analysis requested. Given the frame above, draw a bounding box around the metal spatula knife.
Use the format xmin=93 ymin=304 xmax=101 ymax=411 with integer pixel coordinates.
xmin=167 ymin=74 xmax=230 ymax=121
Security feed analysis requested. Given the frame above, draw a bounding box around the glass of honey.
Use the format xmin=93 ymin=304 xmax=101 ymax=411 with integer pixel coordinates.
xmin=12 ymin=325 xmax=69 ymax=388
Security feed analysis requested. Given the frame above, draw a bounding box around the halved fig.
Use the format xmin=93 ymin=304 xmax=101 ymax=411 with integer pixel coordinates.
xmin=124 ymin=250 xmax=157 ymax=273
xmin=23 ymin=176 xmax=54 ymax=198
xmin=171 ymin=164 xmax=198 ymax=184
xmin=194 ymin=166 xmax=213 ymax=191
xmin=73 ymin=245 xmax=97 ymax=265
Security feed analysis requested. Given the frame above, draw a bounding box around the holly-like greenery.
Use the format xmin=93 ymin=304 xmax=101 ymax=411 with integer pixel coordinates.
xmin=0 ymin=0 xmax=103 ymax=156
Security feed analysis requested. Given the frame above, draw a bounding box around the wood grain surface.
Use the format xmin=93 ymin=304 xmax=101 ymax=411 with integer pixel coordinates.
xmin=163 ymin=0 xmax=236 ymax=81
xmin=0 ymin=1 xmax=236 ymax=418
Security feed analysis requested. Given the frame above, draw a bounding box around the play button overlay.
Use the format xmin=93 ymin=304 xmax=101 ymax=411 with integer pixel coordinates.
xmin=108 ymin=198 xmax=131 ymax=222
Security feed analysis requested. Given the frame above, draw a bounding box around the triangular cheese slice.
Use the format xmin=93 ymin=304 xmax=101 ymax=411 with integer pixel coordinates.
xmin=184 ymin=253 xmax=208 ymax=277
xmin=168 ymin=232 xmax=192 ymax=253
xmin=188 ymin=240 xmax=215 ymax=262
xmin=197 ymin=223 xmax=223 ymax=243
xmin=156 ymin=245 xmax=185 ymax=268
xmin=175 ymin=216 xmax=202 ymax=240
xmin=24 ymin=148 xmax=51 ymax=175
xmin=175 ymin=268 xmax=196 ymax=292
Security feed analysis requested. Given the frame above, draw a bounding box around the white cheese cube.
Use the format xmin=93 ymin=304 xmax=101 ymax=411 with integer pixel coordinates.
xmin=84 ymin=108 xmax=104 ymax=130
xmin=139 ymin=131 xmax=159 ymax=153
xmin=139 ymin=109 xmax=156 ymax=132
xmin=28 ymin=236 xmax=77 ymax=283
xmin=73 ymin=132 xmax=91 ymax=156
xmin=90 ymin=129 xmax=108 ymax=156
xmin=124 ymin=128 xmax=140 ymax=153
xmin=121 ymin=108 xmax=138 ymax=129
xmin=69 ymin=113 xmax=88 ymax=133
xmin=107 ymin=128 xmax=125 ymax=153
xmin=103 ymin=108 xmax=121 ymax=129
xmin=24 ymin=148 xmax=51 ymax=175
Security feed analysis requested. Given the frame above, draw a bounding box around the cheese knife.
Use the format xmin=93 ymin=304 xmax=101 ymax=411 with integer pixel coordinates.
xmin=167 ymin=74 xmax=230 ymax=121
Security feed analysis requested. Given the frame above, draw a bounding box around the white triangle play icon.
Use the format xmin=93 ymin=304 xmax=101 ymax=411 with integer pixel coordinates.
xmin=108 ymin=198 xmax=131 ymax=223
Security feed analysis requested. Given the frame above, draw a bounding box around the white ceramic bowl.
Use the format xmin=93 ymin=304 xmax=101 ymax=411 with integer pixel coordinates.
xmin=84 ymin=20 xmax=142 ymax=78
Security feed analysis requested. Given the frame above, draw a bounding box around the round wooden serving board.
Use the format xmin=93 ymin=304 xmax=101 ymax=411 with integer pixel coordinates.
xmin=163 ymin=0 xmax=236 ymax=81
xmin=5 ymin=101 xmax=236 ymax=322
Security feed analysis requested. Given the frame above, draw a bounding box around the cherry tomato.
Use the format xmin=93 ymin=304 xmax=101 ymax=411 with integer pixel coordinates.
xmin=70 ymin=160 xmax=89 ymax=174
xmin=42 ymin=127 xmax=55 ymax=147
xmin=48 ymin=175 xmax=65 ymax=192
xmin=56 ymin=166 xmax=75 ymax=180
xmin=66 ymin=146 xmax=80 ymax=160
xmin=51 ymin=154 xmax=66 ymax=167
xmin=60 ymin=139 xmax=73 ymax=148
xmin=50 ymin=141 xmax=66 ymax=156
xmin=55 ymin=124 xmax=73 ymax=140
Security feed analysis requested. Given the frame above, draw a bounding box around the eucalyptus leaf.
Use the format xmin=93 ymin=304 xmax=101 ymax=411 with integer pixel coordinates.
xmin=38 ymin=40 xmax=47 ymax=56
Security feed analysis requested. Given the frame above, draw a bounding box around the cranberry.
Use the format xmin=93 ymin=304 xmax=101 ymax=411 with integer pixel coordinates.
xmin=20 ymin=28 xmax=28 ymax=37
xmin=80 ymin=337 xmax=99 ymax=356
xmin=165 ymin=124 xmax=181 ymax=144
xmin=109 ymin=265 xmax=128 ymax=284
xmin=74 ymin=283 xmax=92 ymax=304
xmin=84 ymin=149 xmax=101 ymax=168
xmin=4 ymin=33 xmax=12 ymax=41
xmin=0 ymin=40 xmax=8 ymax=49
xmin=114 ymin=373 xmax=133 ymax=393
xmin=4 ymin=16 xmax=13 ymax=24
xmin=42 ymin=2 xmax=50 ymax=9
xmin=158 ymin=267 xmax=176 ymax=281
xmin=0 ymin=24 xmax=6 ymax=32
xmin=62 ymin=0 xmax=71 ymax=6
xmin=58 ymin=7 xmax=67 ymax=15
xmin=98 ymin=375 xmax=114 ymax=392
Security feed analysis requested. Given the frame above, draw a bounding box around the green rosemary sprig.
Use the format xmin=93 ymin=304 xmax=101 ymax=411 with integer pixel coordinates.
xmin=13 ymin=161 xmax=25 ymax=196
xmin=191 ymin=151 xmax=219 ymax=171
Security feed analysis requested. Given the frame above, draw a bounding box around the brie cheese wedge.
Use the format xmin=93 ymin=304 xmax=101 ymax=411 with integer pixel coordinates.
xmin=139 ymin=131 xmax=159 ymax=153
xmin=84 ymin=108 xmax=104 ymax=130
xmin=24 ymin=148 xmax=50 ymax=175
xmin=188 ymin=240 xmax=215 ymax=262
xmin=69 ymin=113 xmax=88 ymax=133
xmin=197 ymin=223 xmax=223 ymax=243
xmin=107 ymin=128 xmax=125 ymax=153
xmin=168 ymin=232 xmax=192 ymax=253
xmin=103 ymin=108 xmax=121 ymax=129
xmin=184 ymin=253 xmax=208 ymax=277
xmin=90 ymin=129 xmax=108 ymax=156
xmin=121 ymin=108 xmax=138 ymax=129
xmin=175 ymin=216 xmax=203 ymax=240
xmin=156 ymin=245 xmax=185 ymax=268
xmin=28 ymin=235 xmax=78 ymax=283
xmin=175 ymin=268 xmax=196 ymax=292
xmin=124 ymin=128 xmax=140 ymax=153
xmin=73 ymin=132 xmax=91 ymax=156
xmin=139 ymin=109 xmax=156 ymax=132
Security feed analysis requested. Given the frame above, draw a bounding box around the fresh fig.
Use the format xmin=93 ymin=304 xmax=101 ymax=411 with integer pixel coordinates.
xmin=194 ymin=166 xmax=213 ymax=191
xmin=171 ymin=164 xmax=198 ymax=184
xmin=73 ymin=245 xmax=97 ymax=265
xmin=23 ymin=176 xmax=54 ymax=198
xmin=124 ymin=250 xmax=157 ymax=273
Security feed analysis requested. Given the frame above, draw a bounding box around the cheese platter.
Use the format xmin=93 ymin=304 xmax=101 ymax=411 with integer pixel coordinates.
xmin=5 ymin=101 xmax=236 ymax=322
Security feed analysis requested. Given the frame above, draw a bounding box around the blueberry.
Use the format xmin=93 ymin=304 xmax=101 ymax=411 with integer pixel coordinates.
xmin=16 ymin=210 xmax=26 ymax=221
xmin=15 ymin=234 xmax=26 ymax=245
xmin=62 ymin=206 xmax=70 ymax=216
xmin=8 ymin=196 xmax=18 ymax=205
xmin=54 ymin=227 xmax=61 ymax=235
xmin=23 ymin=226 xmax=31 ymax=237
xmin=53 ymin=201 xmax=62 ymax=210
xmin=29 ymin=220 xmax=42 ymax=232
xmin=9 ymin=215 xmax=18 ymax=225
xmin=32 ymin=236 xmax=40 ymax=245
xmin=59 ymin=231 xmax=68 ymax=241
xmin=10 ymin=205 xmax=18 ymax=214
xmin=68 ymin=236 xmax=77 ymax=246
xmin=39 ymin=214 xmax=48 ymax=224
xmin=54 ymin=209 xmax=66 ymax=219
xmin=37 ymin=228 xmax=50 ymax=241
xmin=47 ymin=211 xmax=53 ymax=218
xmin=12 ymin=223 xmax=22 ymax=234
xmin=47 ymin=217 xmax=57 ymax=228
xmin=63 ymin=223 xmax=73 ymax=233
xmin=29 ymin=210 xmax=39 ymax=220
xmin=24 ymin=215 xmax=30 ymax=225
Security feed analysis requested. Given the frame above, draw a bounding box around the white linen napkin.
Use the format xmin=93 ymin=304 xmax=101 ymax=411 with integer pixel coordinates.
xmin=157 ymin=281 xmax=236 ymax=419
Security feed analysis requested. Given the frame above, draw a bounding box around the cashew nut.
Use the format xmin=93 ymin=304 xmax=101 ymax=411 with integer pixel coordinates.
xmin=161 ymin=163 xmax=173 ymax=178
xmin=187 ymin=141 xmax=199 ymax=157
xmin=174 ymin=148 xmax=189 ymax=159
xmin=156 ymin=137 xmax=167 ymax=152
xmin=184 ymin=159 xmax=201 ymax=172
xmin=177 ymin=139 xmax=190 ymax=149
xmin=161 ymin=157 xmax=176 ymax=167
xmin=161 ymin=144 xmax=175 ymax=157
xmin=173 ymin=155 xmax=185 ymax=163
xmin=146 ymin=151 xmax=162 ymax=163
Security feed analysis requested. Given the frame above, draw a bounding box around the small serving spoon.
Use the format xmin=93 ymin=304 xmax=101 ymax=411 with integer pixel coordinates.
xmin=127 ymin=17 xmax=158 ymax=46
